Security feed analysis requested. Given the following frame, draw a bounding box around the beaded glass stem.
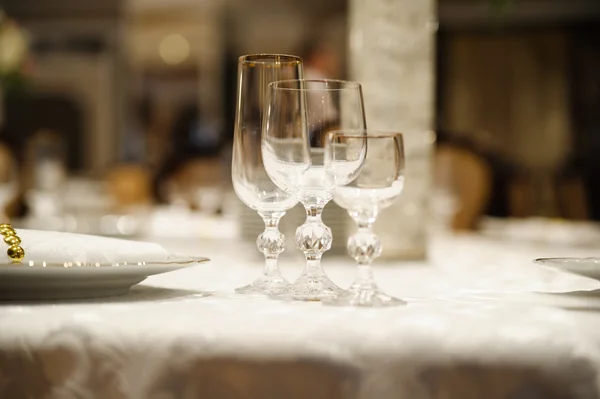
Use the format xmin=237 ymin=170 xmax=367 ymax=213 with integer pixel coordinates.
xmin=235 ymin=211 xmax=287 ymax=293
xmin=289 ymin=191 xmax=338 ymax=300
xmin=263 ymin=79 xmax=367 ymax=301
xmin=323 ymin=131 xmax=406 ymax=307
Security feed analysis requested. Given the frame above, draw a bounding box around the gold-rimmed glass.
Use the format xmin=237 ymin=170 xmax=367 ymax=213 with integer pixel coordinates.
xmin=231 ymin=54 xmax=303 ymax=295
xmin=323 ymin=131 xmax=406 ymax=307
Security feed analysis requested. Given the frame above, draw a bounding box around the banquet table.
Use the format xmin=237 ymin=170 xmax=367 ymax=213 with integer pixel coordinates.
xmin=2 ymin=231 xmax=600 ymax=399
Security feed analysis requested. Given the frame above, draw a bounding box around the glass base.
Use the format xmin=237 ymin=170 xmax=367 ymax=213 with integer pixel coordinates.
xmin=269 ymin=270 xmax=345 ymax=301
xmin=234 ymin=275 xmax=290 ymax=296
xmin=322 ymin=285 xmax=406 ymax=307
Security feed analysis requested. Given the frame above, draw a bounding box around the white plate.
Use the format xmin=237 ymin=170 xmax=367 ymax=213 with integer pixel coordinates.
xmin=534 ymin=257 xmax=600 ymax=280
xmin=0 ymin=255 xmax=209 ymax=300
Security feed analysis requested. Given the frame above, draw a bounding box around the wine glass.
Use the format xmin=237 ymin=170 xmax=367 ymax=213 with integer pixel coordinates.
xmin=231 ymin=54 xmax=303 ymax=295
xmin=262 ymin=79 xmax=367 ymax=301
xmin=323 ymin=131 xmax=406 ymax=307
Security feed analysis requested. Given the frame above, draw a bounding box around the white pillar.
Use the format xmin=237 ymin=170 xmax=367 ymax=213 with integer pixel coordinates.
xmin=349 ymin=0 xmax=436 ymax=260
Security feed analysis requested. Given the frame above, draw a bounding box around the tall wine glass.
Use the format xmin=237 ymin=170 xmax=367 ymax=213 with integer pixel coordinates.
xmin=323 ymin=131 xmax=406 ymax=307
xmin=231 ymin=54 xmax=303 ymax=295
xmin=263 ymin=79 xmax=366 ymax=301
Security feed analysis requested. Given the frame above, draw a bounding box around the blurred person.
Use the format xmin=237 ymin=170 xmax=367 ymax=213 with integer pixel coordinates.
xmin=298 ymin=39 xmax=343 ymax=147
xmin=121 ymin=95 xmax=152 ymax=164
xmin=582 ymin=137 xmax=600 ymax=220
xmin=0 ymin=124 xmax=25 ymax=220
xmin=570 ymin=26 xmax=600 ymax=220
xmin=152 ymin=102 xmax=224 ymax=211
xmin=299 ymin=39 xmax=341 ymax=80
xmin=105 ymin=96 xmax=155 ymax=210
xmin=0 ymin=92 xmax=82 ymax=220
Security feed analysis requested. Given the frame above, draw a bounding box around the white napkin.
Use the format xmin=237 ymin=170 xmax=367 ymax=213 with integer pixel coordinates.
xmin=10 ymin=229 xmax=171 ymax=265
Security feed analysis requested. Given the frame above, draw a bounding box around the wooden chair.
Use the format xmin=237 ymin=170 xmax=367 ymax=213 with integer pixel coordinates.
xmin=435 ymin=145 xmax=492 ymax=231
xmin=106 ymin=164 xmax=152 ymax=209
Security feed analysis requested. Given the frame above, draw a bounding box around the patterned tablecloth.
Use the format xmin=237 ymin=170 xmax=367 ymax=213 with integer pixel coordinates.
xmin=1 ymin=233 xmax=600 ymax=399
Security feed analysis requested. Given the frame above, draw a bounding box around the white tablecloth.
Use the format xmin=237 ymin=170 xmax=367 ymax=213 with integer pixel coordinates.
xmin=1 ymin=233 xmax=600 ymax=398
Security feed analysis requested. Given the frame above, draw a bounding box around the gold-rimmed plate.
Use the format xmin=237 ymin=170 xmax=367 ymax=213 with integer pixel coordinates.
xmin=0 ymin=255 xmax=209 ymax=300
xmin=534 ymin=257 xmax=600 ymax=280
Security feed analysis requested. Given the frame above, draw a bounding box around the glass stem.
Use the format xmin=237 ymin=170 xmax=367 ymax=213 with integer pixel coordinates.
xmin=296 ymin=202 xmax=332 ymax=274
xmin=348 ymin=210 xmax=381 ymax=289
xmin=257 ymin=211 xmax=285 ymax=277
xmin=355 ymin=264 xmax=375 ymax=286
xmin=306 ymin=256 xmax=323 ymax=274
xmin=264 ymin=257 xmax=279 ymax=277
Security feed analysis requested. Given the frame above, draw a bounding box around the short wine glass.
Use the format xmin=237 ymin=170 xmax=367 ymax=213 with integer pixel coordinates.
xmin=231 ymin=54 xmax=303 ymax=295
xmin=262 ymin=79 xmax=367 ymax=301
xmin=323 ymin=131 xmax=407 ymax=307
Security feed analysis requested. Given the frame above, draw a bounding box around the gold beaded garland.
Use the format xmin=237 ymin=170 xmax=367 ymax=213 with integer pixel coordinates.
xmin=4 ymin=235 xmax=21 ymax=245
xmin=7 ymin=245 xmax=24 ymax=261
xmin=0 ymin=224 xmax=24 ymax=262
xmin=0 ymin=226 xmax=15 ymax=236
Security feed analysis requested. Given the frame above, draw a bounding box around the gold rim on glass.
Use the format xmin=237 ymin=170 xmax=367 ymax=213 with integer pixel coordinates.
xmin=239 ymin=54 xmax=302 ymax=67
xmin=328 ymin=131 xmax=404 ymax=140
xmin=270 ymin=79 xmax=362 ymax=91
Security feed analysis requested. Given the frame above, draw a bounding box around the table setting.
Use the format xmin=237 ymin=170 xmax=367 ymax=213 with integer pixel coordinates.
xmin=2 ymin=53 xmax=600 ymax=398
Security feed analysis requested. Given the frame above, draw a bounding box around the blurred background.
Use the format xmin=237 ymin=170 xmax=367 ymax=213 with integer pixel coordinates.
xmin=0 ymin=0 xmax=598 ymax=244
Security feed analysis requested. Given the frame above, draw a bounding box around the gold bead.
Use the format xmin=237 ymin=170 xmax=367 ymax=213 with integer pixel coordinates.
xmin=0 ymin=226 xmax=17 ymax=236
xmin=0 ymin=223 xmax=11 ymax=230
xmin=0 ymin=226 xmax=16 ymax=235
xmin=4 ymin=235 xmax=21 ymax=245
xmin=7 ymin=245 xmax=24 ymax=262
